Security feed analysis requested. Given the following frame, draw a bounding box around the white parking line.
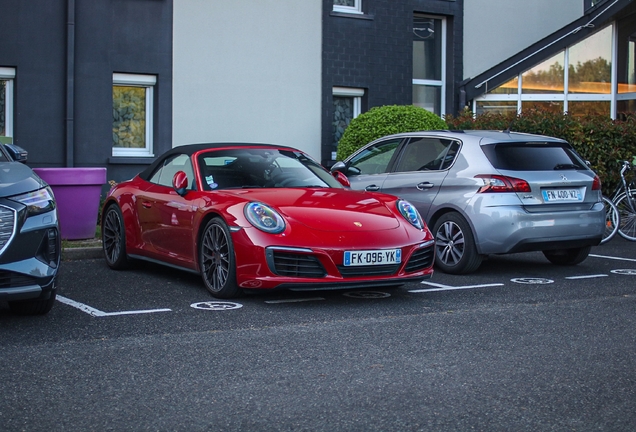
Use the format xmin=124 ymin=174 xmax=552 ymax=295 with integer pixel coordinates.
xmin=565 ymin=274 xmax=608 ymax=280
xmin=409 ymin=281 xmax=504 ymax=293
xmin=265 ymin=297 xmax=325 ymax=304
xmin=590 ymin=254 xmax=636 ymax=262
xmin=57 ymin=295 xmax=171 ymax=317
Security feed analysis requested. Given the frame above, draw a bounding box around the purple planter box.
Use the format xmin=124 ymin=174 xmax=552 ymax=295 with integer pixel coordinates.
xmin=33 ymin=167 xmax=107 ymax=240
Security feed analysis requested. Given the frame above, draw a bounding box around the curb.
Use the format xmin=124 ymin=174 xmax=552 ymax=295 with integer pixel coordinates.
xmin=62 ymin=246 xmax=103 ymax=261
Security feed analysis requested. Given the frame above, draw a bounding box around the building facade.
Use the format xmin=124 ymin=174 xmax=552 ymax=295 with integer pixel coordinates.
xmin=1 ymin=0 xmax=634 ymax=183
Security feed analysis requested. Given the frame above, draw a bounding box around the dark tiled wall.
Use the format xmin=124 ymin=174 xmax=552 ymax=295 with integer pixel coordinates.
xmin=322 ymin=0 xmax=463 ymax=165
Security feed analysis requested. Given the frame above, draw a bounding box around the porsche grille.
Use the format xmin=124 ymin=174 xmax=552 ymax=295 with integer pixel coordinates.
xmin=404 ymin=245 xmax=435 ymax=272
xmin=0 ymin=206 xmax=16 ymax=253
xmin=270 ymin=252 xmax=327 ymax=278
xmin=337 ymin=264 xmax=400 ymax=277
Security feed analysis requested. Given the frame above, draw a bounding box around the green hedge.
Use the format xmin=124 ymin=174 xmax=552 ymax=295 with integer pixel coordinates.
xmin=336 ymin=105 xmax=447 ymax=160
xmin=445 ymin=108 xmax=636 ymax=195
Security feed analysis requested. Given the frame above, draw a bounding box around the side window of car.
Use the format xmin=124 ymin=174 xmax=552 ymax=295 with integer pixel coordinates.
xmin=347 ymin=139 xmax=401 ymax=176
xmin=395 ymin=138 xmax=459 ymax=171
xmin=149 ymin=154 xmax=194 ymax=188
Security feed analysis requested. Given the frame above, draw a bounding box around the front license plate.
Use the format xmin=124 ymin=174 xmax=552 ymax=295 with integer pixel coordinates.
xmin=542 ymin=188 xmax=583 ymax=202
xmin=343 ymin=249 xmax=401 ymax=266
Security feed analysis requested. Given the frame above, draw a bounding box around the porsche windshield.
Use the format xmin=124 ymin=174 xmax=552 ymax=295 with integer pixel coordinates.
xmin=197 ymin=148 xmax=343 ymax=190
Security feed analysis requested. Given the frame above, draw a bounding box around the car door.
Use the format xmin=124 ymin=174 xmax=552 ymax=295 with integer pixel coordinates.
xmin=379 ymin=137 xmax=460 ymax=221
xmin=138 ymin=154 xmax=197 ymax=264
xmin=343 ymin=138 xmax=404 ymax=192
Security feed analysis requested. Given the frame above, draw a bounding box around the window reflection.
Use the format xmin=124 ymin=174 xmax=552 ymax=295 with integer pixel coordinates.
xmin=568 ymin=101 xmax=611 ymax=116
xmin=568 ymin=25 xmax=612 ymax=94
xmin=489 ymin=76 xmax=518 ymax=95
xmin=521 ymin=52 xmax=564 ymax=94
xmin=476 ymin=100 xmax=517 ymax=116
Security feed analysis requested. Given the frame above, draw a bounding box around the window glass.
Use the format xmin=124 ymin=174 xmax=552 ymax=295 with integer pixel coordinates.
xmin=333 ymin=0 xmax=361 ymax=13
xmin=413 ymin=85 xmax=441 ymax=114
xmin=112 ymin=73 xmax=155 ymax=157
xmin=521 ymin=51 xmax=565 ymax=94
xmin=521 ymin=101 xmax=564 ymax=113
xmin=476 ymin=100 xmax=518 ymax=116
xmin=395 ymin=138 xmax=457 ymax=172
xmin=568 ymin=25 xmax=612 ymax=94
xmin=489 ymin=76 xmax=519 ymax=95
xmin=0 ymin=68 xmax=15 ymax=138
xmin=348 ymin=139 xmax=401 ymax=175
xmin=618 ymin=37 xmax=636 ymax=94
xmin=413 ymin=17 xmax=442 ymax=81
xmin=568 ymin=101 xmax=611 ymax=116
xmin=481 ymin=144 xmax=585 ymax=171
xmin=197 ymin=148 xmax=342 ymax=190
xmin=149 ymin=154 xmax=193 ymax=188
xmin=113 ymin=86 xmax=146 ymax=149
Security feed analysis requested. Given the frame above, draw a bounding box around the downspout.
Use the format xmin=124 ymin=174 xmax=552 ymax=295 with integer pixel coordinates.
xmin=65 ymin=0 xmax=75 ymax=167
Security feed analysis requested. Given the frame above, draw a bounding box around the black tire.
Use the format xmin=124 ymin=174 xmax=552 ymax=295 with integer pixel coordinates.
xmin=9 ymin=291 xmax=56 ymax=315
xmin=542 ymin=246 xmax=591 ymax=265
xmin=432 ymin=212 xmax=482 ymax=274
xmin=102 ymin=204 xmax=129 ymax=269
xmin=199 ymin=218 xmax=240 ymax=298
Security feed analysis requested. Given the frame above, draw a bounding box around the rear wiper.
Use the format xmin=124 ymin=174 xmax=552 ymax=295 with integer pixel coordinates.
xmin=553 ymin=163 xmax=580 ymax=170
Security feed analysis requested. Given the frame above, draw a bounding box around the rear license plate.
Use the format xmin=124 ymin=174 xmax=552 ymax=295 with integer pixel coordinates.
xmin=542 ymin=188 xmax=583 ymax=202
xmin=343 ymin=249 xmax=401 ymax=266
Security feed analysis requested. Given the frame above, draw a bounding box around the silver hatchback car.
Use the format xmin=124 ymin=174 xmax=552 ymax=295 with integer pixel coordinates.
xmin=331 ymin=130 xmax=605 ymax=274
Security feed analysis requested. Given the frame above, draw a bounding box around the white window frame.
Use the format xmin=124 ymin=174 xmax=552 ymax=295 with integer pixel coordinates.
xmin=333 ymin=0 xmax=362 ymax=15
xmin=112 ymin=73 xmax=155 ymax=157
xmin=0 ymin=67 xmax=15 ymax=138
xmin=412 ymin=15 xmax=447 ymax=115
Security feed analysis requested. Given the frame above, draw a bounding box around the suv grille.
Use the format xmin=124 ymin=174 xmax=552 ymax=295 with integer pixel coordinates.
xmin=269 ymin=252 xmax=327 ymax=278
xmin=0 ymin=270 xmax=37 ymax=288
xmin=0 ymin=206 xmax=16 ymax=252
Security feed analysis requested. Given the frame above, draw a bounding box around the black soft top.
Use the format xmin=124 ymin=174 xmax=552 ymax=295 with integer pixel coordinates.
xmin=138 ymin=142 xmax=297 ymax=181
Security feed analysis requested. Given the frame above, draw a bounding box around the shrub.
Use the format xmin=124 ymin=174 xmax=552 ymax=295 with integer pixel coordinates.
xmin=336 ymin=105 xmax=447 ymax=160
xmin=445 ymin=108 xmax=636 ymax=195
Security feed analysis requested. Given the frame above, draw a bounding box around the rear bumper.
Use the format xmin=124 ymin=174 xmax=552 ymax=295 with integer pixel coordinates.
xmin=468 ymin=201 xmax=605 ymax=255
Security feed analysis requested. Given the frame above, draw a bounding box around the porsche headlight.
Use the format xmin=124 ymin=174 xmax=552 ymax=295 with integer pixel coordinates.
xmin=10 ymin=186 xmax=56 ymax=217
xmin=244 ymin=202 xmax=286 ymax=234
xmin=397 ymin=199 xmax=424 ymax=230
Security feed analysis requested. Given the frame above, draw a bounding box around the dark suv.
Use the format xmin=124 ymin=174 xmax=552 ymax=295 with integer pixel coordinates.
xmin=0 ymin=144 xmax=60 ymax=314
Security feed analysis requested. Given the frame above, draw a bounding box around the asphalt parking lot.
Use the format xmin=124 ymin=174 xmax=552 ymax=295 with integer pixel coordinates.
xmin=1 ymin=238 xmax=635 ymax=431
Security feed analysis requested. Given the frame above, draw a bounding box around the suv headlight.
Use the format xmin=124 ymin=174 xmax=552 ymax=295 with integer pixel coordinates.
xmin=397 ymin=199 xmax=424 ymax=230
xmin=244 ymin=202 xmax=286 ymax=234
xmin=9 ymin=186 xmax=56 ymax=217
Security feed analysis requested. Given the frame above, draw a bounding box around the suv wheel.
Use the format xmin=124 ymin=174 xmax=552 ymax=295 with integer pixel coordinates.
xmin=433 ymin=212 xmax=483 ymax=274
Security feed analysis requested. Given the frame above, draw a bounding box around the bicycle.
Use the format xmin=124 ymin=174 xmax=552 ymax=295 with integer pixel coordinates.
xmin=600 ymin=195 xmax=619 ymax=244
xmin=606 ymin=160 xmax=636 ymax=242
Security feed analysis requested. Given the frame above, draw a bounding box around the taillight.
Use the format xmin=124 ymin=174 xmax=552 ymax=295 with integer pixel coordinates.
xmin=475 ymin=175 xmax=531 ymax=193
xmin=592 ymin=175 xmax=601 ymax=191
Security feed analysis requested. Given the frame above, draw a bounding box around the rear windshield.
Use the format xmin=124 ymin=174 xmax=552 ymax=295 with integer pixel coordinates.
xmin=481 ymin=142 xmax=587 ymax=171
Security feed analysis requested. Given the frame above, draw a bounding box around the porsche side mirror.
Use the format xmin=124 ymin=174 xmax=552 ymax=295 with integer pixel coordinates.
xmin=173 ymin=171 xmax=189 ymax=196
xmin=332 ymin=170 xmax=351 ymax=188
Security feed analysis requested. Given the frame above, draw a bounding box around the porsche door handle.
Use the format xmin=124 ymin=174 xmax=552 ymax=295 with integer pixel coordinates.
xmin=365 ymin=185 xmax=380 ymax=192
xmin=141 ymin=201 xmax=152 ymax=208
xmin=416 ymin=182 xmax=434 ymax=190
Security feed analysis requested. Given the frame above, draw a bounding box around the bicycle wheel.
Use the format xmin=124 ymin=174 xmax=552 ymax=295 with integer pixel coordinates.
xmin=601 ymin=195 xmax=619 ymax=244
xmin=615 ymin=190 xmax=636 ymax=241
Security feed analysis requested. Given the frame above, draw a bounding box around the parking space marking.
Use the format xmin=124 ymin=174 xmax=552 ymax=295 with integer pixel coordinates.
xmin=590 ymin=254 xmax=636 ymax=262
xmin=57 ymin=295 xmax=171 ymax=317
xmin=265 ymin=298 xmax=325 ymax=304
xmin=409 ymin=281 xmax=504 ymax=293
xmin=565 ymin=274 xmax=608 ymax=280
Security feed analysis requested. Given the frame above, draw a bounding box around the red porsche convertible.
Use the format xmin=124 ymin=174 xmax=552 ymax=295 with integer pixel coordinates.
xmin=101 ymin=143 xmax=434 ymax=298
